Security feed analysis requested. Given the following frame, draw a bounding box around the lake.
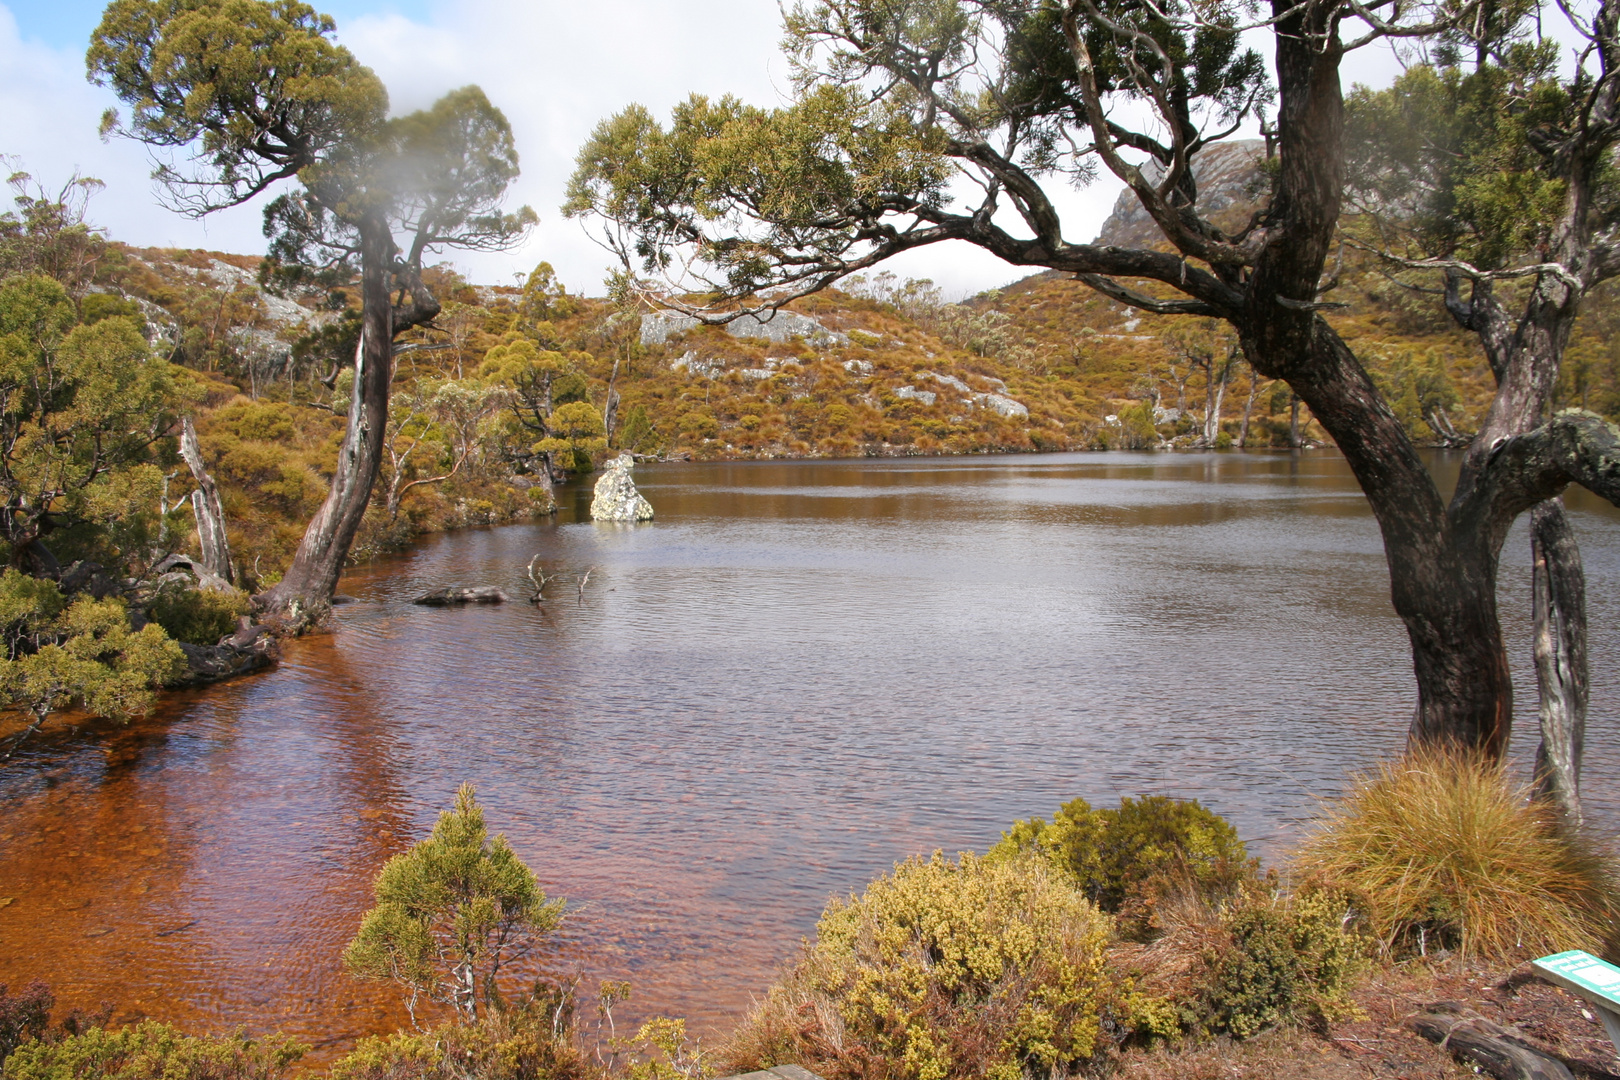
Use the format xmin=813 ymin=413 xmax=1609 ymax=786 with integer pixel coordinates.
xmin=3 ymin=450 xmax=1618 ymax=1057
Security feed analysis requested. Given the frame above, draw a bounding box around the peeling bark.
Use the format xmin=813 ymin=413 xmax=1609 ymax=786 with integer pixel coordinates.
xmin=179 ymin=417 xmax=232 ymax=584
xmin=1531 ymin=499 xmax=1588 ymax=826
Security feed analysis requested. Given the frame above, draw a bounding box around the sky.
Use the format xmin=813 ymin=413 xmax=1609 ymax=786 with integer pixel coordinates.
xmin=0 ymin=0 xmax=1409 ymax=299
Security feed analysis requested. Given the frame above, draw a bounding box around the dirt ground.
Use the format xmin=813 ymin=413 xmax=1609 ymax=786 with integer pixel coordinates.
xmin=1111 ymin=957 xmax=1620 ymax=1080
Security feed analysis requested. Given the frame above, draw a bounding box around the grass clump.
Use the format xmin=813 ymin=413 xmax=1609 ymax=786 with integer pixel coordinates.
xmin=1 ymin=1021 xmax=304 ymax=1080
xmin=1291 ymin=749 xmax=1619 ymax=961
xmin=719 ymin=851 xmax=1113 ymax=1080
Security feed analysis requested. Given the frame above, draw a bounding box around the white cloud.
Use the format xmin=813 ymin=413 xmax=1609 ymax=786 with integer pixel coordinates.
xmin=0 ymin=0 xmax=1414 ymax=300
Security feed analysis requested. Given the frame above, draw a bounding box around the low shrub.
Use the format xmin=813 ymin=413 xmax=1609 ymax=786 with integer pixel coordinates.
xmin=148 ymin=586 xmax=249 ymax=646
xmin=329 ymin=999 xmax=592 ymax=1080
xmin=1291 ymin=750 xmax=1620 ymax=961
xmin=1198 ymin=887 xmax=1368 ymax=1037
xmin=2 ymin=1021 xmax=304 ymax=1080
xmin=1113 ymin=882 xmax=1368 ymax=1042
xmin=717 ymin=851 xmax=1113 ymax=1080
xmin=988 ymin=795 xmax=1254 ymax=918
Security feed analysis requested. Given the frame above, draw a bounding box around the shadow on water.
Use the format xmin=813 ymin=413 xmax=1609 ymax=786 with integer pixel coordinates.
xmin=3 ymin=449 xmax=1619 ymax=1057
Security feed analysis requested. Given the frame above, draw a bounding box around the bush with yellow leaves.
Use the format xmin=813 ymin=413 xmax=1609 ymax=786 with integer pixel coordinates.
xmin=719 ymin=851 xmax=1113 ymax=1080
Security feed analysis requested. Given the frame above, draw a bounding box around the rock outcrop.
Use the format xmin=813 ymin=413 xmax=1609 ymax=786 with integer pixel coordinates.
xmin=590 ymin=455 xmax=655 ymax=522
xmin=1095 ymin=140 xmax=1267 ymax=249
xmin=641 ymin=309 xmax=848 ymax=347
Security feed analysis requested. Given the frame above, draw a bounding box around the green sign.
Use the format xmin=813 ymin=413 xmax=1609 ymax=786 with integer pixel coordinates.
xmin=1533 ymin=950 xmax=1620 ymax=1008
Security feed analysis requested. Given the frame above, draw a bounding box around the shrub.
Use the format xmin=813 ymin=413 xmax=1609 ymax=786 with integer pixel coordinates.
xmin=0 ymin=982 xmax=51 ymax=1066
xmin=329 ymin=998 xmax=591 ymax=1080
xmin=718 ymin=851 xmax=1113 ymax=1080
xmin=1111 ymin=881 xmax=1368 ymax=1043
xmin=148 ymin=586 xmax=249 ymax=646
xmin=988 ymin=795 xmax=1253 ymax=916
xmin=2 ymin=1021 xmax=304 ymax=1080
xmin=1291 ymin=750 xmax=1620 ymax=960
xmin=344 ymin=784 xmax=566 ymax=1024
xmin=1197 ymin=887 xmax=1368 ymax=1038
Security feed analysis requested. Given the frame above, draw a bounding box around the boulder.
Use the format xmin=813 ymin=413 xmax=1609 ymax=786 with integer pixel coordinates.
xmin=591 ymin=454 xmax=655 ymax=522
xmin=412 ymin=586 xmax=508 ymax=606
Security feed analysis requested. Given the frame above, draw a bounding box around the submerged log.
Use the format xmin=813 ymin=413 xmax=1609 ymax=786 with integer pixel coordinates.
xmin=412 ymin=586 xmax=508 ymax=606
xmin=169 ymin=620 xmax=278 ymax=689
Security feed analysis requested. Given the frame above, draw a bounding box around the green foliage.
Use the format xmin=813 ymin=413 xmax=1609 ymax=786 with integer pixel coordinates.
xmin=1198 ymin=889 xmax=1368 ymax=1038
xmin=1 ymin=1021 xmax=304 ymax=1080
xmin=344 ymin=784 xmax=566 ymax=1024
xmin=0 ymin=274 xmax=190 ymax=567
xmin=0 ymin=171 xmax=107 ymax=296
xmin=723 ymin=852 xmax=1112 ymax=1080
xmin=148 ymin=585 xmax=249 ymax=646
xmin=1345 ymin=56 xmax=1580 ymax=270
xmin=989 ymin=795 xmax=1252 ymax=916
xmin=0 ymin=578 xmax=185 ymax=728
xmin=1292 ymin=750 xmax=1620 ymax=960
xmin=1371 ymin=346 xmax=1460 ymax=440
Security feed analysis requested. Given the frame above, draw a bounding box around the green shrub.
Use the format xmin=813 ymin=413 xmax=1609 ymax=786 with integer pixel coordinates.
xmin=988 ymin=795 xmax=1253 ymax=916
xmin=344 ymin=785 xmax=566 ymax=1024
xmin=719 ymin=852 xmax=1113 ymax=1080
xmin=1198 ymin=888 xmax=1368 ymax=1038
xmin=148 ymin=586 xmax=248 ymax=646
xmin=1291 ymin=750 xmax=1620 ymax=960
xmin=2 ymin=1021 xmax=304 ymax=1080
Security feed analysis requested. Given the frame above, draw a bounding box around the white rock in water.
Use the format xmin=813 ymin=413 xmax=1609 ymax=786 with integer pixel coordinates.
xmin=590 ymin=454 xmax=654 ymax=522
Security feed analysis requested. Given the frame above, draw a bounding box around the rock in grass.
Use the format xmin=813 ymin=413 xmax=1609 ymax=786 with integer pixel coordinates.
xmin=412 ymin=587 xmax=508 ymax=606
xmin=590 ymin=454 xmax=654 ymax=522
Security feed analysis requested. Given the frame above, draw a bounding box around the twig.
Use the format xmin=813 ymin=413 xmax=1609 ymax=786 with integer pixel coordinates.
xmin=577 ymin=568 xmax=593 ymax=602
xmin=526 ymin=554 xmax=550 ymax=604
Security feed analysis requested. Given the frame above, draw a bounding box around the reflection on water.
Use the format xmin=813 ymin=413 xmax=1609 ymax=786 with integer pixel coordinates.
xmin=4 ymin=451 xmax=1619 ymax=1057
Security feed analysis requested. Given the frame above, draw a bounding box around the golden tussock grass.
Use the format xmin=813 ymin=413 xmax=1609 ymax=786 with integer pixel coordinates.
xmin=1290 ymin=749 xmax=1619 ymax=962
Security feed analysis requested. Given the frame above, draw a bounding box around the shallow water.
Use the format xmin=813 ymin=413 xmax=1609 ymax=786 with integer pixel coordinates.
xmin=3 ymin=451 xmax=1619 ymax=1056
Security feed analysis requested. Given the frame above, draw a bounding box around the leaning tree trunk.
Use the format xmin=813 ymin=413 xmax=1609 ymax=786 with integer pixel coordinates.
xmin=255 ymin=218 xmax=395 ymax=626
xmin=1530 ymin=498 xmax=1588 ymax=825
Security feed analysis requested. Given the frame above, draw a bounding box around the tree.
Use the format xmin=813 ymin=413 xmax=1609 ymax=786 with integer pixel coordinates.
xmin=0 ymin=274 xmax=189 ymax=576
xmin=0 ymin=569 xmax=185 ymax=759
xmin=88 ymin=0 xmax=534 ymax=627
xmin=382 ymin=378 xmax=505 ymax=522
xmin=479 ymin=334 xmax=605 ymax=485
xmin=344 ymin=784 xmax=565 ymax=1026
xmin=567 ymin=0 xmax=1620 ymax=759
xmin=1343 ymin=7 xmax=1620 ymax=817
xmin=0 ymin=166 xmax=108 ymax=297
